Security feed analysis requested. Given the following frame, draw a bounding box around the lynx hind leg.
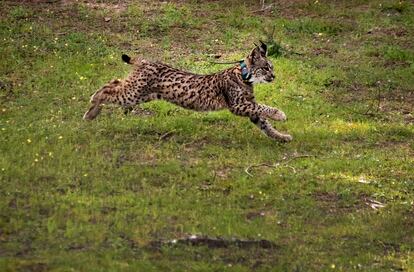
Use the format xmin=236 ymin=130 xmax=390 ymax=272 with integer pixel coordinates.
xmin=250 ymin=116 xmax=292 ymax=142
xmin=83 ymin=101 xmax=102 ymax=120
xmin=83 ymin=90 xmax=107 ymax=120
xmin=83 ymin=79 xmax=122 ymax=120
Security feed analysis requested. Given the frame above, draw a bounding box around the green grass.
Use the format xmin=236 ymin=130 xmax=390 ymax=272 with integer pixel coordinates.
xmin=1 ymin=0 xmax=414 ymax=271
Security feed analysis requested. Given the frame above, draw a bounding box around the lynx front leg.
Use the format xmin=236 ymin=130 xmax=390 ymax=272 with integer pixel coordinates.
xmin=260 ymin=104 xmax=287 ymax=121
xmin=227 ymin=99 xmax=291 ymax=141
xmin=250 ymin=116 xmax=293 ymax=142
xmin=229 ymin=101 xmax=286 ymax=121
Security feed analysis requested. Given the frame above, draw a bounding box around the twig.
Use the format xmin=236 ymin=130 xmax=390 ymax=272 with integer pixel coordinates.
xmin=245 ymin=163 xmax=276 ymax=177
xmin=282 ymin=48 xmax=304 ymax=56
xmin=283 ymin=154 xmax=314 ymax=164
xmin=365 ymin=198 xmax=386 ymax=210
xmin=245 ymin=154 xmax=314 ymax=177
xmin=377 ymin=88 xmax=382 ymax=111
xmin=251 ymin=4 xmax=274 ymax=13
xmin=343 ymin=105 xmax=378 ymax=117
xmin=158 ymin=130 xmax=175 ymax=141
xmin=284 ymin=165 xmax=297 ymax=174
xmin=182 ymin=139 xmax=198 ymax=147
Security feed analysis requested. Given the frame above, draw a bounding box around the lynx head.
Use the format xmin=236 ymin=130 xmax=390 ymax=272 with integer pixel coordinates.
xmin=246 ymin=41 xmax=274 ymax=84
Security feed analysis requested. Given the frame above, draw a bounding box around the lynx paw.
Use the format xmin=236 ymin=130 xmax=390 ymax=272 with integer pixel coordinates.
xmin=279 ymin=134 xmax=293 ymax=142
xmin=271 ymin=110 xmax=287 ymax=121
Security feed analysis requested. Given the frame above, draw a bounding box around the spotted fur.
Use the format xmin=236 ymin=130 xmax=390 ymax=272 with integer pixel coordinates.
xmin=83 ymin=42 xmax=292 ymax=142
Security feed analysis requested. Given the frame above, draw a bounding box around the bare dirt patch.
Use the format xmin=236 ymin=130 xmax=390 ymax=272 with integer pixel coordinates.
xmin=270 ymin=0 xmax=317 ymax=19
xmin=313 ymin=192 xmax=366 ymax=214
xmin=149 ymin=234 xmax=278 ymax=249
xmin=367 ymin=27 xmax=407 ymax=38
xmin=325 ymin=79 xmax=413 ymax=118
xmin=82 ymin=1 xmax=127 ymax=13
xmin=313 ymin=47 xmax=337 ymax=57
xmin=18 ymin=262 xmax=48 ymax=272
xmin=245 ymin=209 xmax=276 ymax=221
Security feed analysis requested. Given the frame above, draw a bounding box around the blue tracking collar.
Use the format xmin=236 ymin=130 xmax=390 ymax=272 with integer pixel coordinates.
xmin=239 ymin=60 xmax=252 ymax=82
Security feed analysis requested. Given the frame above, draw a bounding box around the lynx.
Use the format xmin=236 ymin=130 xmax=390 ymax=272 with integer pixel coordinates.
xmin=84 ymin=42 xmax=292 ymax=142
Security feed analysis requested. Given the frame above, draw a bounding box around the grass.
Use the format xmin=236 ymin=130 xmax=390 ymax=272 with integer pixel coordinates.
xmin=1 ymin=0 xmax=413 ymax=271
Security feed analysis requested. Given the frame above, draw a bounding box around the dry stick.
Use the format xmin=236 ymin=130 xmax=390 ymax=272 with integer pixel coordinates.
xmin=364 ymin=198 xmax=386 ymax=210
xmin=377 ymin=88 xmax=382 ymax=111
xmin=245 ymin=154 xmax=314 ymax=177
xmin=343 ymin=105 xmax=377 ymax=117
xmin=158 ymin=130 xmax=175 ymax=141
xmin=251 ymin=5 xmax=274 ymax=13
xmin=284 ymin=165 xmax=297 ymax=174
xmin=283 ymin=154 xmax=315 ymax=164
xmin=245 ymin=163 xmax=275 ymax=177
xmin=182 ymin=139 xmax=198 ymax=147
xmin=152 ymin=130 xmax=176 ymax=149
xmin=182 ymin=136 xmax=207 ymax=148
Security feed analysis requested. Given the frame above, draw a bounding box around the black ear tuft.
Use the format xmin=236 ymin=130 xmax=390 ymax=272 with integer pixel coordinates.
xmin=259 ymin=40 xmax=267 ymax=56
xmin=122 ymin=54 xmax=131 ymax=64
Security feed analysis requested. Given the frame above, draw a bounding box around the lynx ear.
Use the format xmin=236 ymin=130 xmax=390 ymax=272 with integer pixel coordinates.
xmin=122 ymin=54 xmax=132 ymax=64
xmin=249 ymin=41 xmax=267 ymax=63
xmin=259 ymin=40 xmax=267 ymax=56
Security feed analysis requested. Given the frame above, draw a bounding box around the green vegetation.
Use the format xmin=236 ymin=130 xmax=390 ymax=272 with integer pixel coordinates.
xmin=1 ymin=0 xmax=413 ymax=271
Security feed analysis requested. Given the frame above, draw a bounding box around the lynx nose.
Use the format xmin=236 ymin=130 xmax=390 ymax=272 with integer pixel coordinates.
xmin=267 ymin=74 xmax=275 ymax=82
